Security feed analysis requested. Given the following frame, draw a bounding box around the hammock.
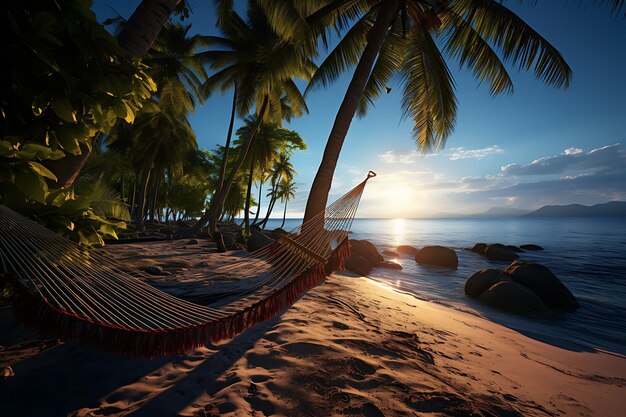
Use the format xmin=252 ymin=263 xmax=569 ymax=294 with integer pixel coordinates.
xmin=0 ymin=172 xmax=376 ymax=357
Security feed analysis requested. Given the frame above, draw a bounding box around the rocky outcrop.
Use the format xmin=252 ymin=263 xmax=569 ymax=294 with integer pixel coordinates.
xmin=464 ymin=269 xmax=508 ymax=298
xmin=483 ymin=244 xmax=519 ymax=261
xmin=505 ymin=261 xmax=579 ymax=311
xmin=396 ymin=245 xmax=419 ymax=256
xmin=414 ymin=246 xmax=458 ymax=269
xmin=349 ymin=240 xmax=384 ymax=265
xmin=470 ymin=243 xmax=487 ymax=254
xmin=478 ymin=281 xmax=547 ymax=316
xmin=247 ymin=232 xmax=274 ymax=252
xmin=383 ymin=250 xmax=400 ymax=257
xmin=520 ymin=244 xmax=544 ymax=251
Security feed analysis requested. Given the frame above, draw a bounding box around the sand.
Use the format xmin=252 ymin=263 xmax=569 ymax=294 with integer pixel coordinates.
xmin=1 ymin=239 xmax=625 ymax=417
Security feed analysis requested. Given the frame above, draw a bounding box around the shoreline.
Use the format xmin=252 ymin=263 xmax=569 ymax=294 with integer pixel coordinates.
xmin=1 ymin=242 xmax=625 ymax=416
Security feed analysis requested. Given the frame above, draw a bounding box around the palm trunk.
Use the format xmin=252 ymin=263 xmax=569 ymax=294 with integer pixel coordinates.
xmin=191 ymin=95 xmax=269 ymax=240
xmin=135 ymin=146 xmax=159 ymax=230
xmin=258 ymin=181 xmax=278 ymax=228
xmin=244 ymin=156 xmax=255 ymax=236
xmin=117 ymin=0 xmax=181 ymax=59
xmin=303 ymin=0 xmax=400 ymax=224
xmin=251 ymin=177 xmax=264 ymax=225
xmin=280 ymin=201 xmax=288 ymax=228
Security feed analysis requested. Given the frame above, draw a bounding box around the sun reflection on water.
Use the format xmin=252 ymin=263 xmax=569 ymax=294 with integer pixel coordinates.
xmin=391 ymin=218 xmax=406 ymax=247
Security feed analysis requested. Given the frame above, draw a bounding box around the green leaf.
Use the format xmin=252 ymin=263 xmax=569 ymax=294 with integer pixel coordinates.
xmin=14 ymin=170 xmax=48 ymax=203
xmin=28 ymin=161 xmax=57 ymax=181
xmin=54 ymin=127 xmax=81 ymax=155
xmin=52 ymin=97 xmax=77 ymax=123
xmin=0 ymin=141 xmax=16 ymax=157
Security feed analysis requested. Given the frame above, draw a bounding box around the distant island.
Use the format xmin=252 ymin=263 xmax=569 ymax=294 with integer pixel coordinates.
xmin=433 ymin=201 xmax=626 ymax=218
xmin=525 ymin=201 xmax=626 ymax=217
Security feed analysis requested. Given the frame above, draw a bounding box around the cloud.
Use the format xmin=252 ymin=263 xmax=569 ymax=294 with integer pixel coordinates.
xmin=501 ymin=143 xmax=624 ymax=177
xmin=378 ymin=150 xmax=420 ymax=164
xmin=447 ymin=145 xmax=504 ymax=160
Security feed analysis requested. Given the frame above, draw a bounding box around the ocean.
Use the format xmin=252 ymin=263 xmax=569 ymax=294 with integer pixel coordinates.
xmin=265 ymin=217 xmax=626 ymax=356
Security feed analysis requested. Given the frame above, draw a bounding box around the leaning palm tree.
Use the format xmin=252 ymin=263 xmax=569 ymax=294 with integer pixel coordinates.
xmin=259 ymin=0 xmax=575 ymax=224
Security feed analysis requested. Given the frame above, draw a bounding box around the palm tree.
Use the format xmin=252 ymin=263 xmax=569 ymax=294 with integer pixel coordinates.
xmin=191 ymin=2 xmax=315 ymax=242
xmin=121 ymin=21 xmax=209 ymax=229
xmin=276 ymin=179 xmax=297 ymax=229
xmin=234 ymin=120 xmax=306 ymax=234
xmin=257 ymin=152 xmax=297 ymax=229
xmin=261 ymin=0 xmax=574 ymax=224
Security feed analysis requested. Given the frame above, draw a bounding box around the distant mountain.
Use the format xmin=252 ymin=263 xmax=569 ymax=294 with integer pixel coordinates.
xmin=527 ymin=201 xmax=626 ymax=217
xmin=480 ymin=207 xmax=531 ymax=217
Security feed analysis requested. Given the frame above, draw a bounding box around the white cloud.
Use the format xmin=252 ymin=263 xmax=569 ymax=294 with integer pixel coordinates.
xmin=447 ymin=145 xmax=504 ymax=160
xmin=501 ymin=143 xmax=624 ymax=177
xmin=377 ymin=150 xmax=420 ymax=164
xmin=564 ymin=147 xmax=583 ymax=155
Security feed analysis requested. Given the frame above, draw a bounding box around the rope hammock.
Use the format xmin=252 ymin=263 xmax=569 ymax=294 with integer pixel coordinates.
xmin=0 ymin=172 xmax=376 ymax=357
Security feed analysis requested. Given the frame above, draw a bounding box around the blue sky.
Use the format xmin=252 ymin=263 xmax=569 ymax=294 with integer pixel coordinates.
xmin=92 ymin=1 xmax=626 ymax=218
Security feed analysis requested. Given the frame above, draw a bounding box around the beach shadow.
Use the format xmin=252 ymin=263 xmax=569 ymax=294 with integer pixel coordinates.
xmin=0 ymin=308 xmax=285 ymax=417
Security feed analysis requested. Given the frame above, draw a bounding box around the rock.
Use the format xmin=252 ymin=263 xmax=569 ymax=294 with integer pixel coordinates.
xmin=415 ymin=246 xmax=458 ymax=268
xmin=506 ymin=245 xmax=522 ymax=252
xmin=345 ymin=254 xmax=373 ymax=276
xmin=247 ymin=232 xmax=274 ymax=252
xmin=479 ymin=281 xmax=547 ymax=316
xmin=349 ymin=240 xmax=384 ymax=265
xmin=470 ymin=243 xmax=487 ymax=254
xmin=382 ymin=250 xmax=400 ymax=257
xmin=142 ymin=265 xmax=164 ymax=275
xmin=520 ymin=244 xmax=544 ymax=251
xmin=396 ymin=245 xmax=419 ymax=256
xmin=484 ymin=244 xmax=519 ymax=261
xmin=186 ymin=239 xmax=199 ymax=245
xmin=377 ymin=260 xmax=402 ymax=270
xmin=505 ymin=261 xmax=579 ymax=311
xmin=465 ymin=269 xmax=508 ymax=298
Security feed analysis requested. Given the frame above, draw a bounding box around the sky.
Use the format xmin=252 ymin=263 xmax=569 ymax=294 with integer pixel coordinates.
xmin=92 ymin=1 xmax=626 ymax=218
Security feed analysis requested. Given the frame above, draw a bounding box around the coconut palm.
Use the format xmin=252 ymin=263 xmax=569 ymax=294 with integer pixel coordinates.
xmin=259 ymin=0 xmax=576 ymax=224
xmin=191 ymin=2 xmax=315 ymax=243
xmin=234 ymin=120 xmax=306 ymax=234
xmin=257 ymin=152 xmax=297 ymax=229
xmin=275 ymin=179 xmax=297 ymax=229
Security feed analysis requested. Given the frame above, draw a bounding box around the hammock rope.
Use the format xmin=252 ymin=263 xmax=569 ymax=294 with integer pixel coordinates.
xmin=0 ymin=172 xmax=376 ymax=357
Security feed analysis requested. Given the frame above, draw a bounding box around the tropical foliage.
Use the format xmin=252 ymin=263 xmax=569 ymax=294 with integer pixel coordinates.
xmin=0 ymin=0 xmax=154 ymax=245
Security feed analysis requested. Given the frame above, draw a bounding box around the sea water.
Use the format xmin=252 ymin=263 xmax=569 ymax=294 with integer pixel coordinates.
xmin=265 ymin=217 xmax=626 ymax=355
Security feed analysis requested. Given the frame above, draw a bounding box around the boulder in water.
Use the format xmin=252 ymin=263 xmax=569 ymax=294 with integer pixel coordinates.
xmin=470 ymin=243 xmax=487 ymax=254
xmin=506 ymin=245 xmax=522 ymax=252
xmin=484 ymin=244 xmax=519 ymax=261
xmin=479 ymin=281 xmax=547 ymax=316
xmin=505 ymin=261 xmax=579 ymax=311
xmin=397 ymin=245 xmax=419 ymax=256
xmin=383 ymin=250 xmax=400 ymax=257
xmin=520 ymin=244 xmax=544 ymax=251
xmin=378 ymin=260 xmax=402 ymax=270
xmin=345 ymin=254 xmax=373 ymax=276
xmin=415 ymin=246 xmax=458 ymax=268
xmin=465 ymin=269 xmax=508 ymax=298
xmin=247 ymin=232 xmax=274 ymax=252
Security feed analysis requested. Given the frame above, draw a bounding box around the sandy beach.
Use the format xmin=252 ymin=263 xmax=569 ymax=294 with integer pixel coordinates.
xmin=1 ymin=240 xmax=625 ymax=417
